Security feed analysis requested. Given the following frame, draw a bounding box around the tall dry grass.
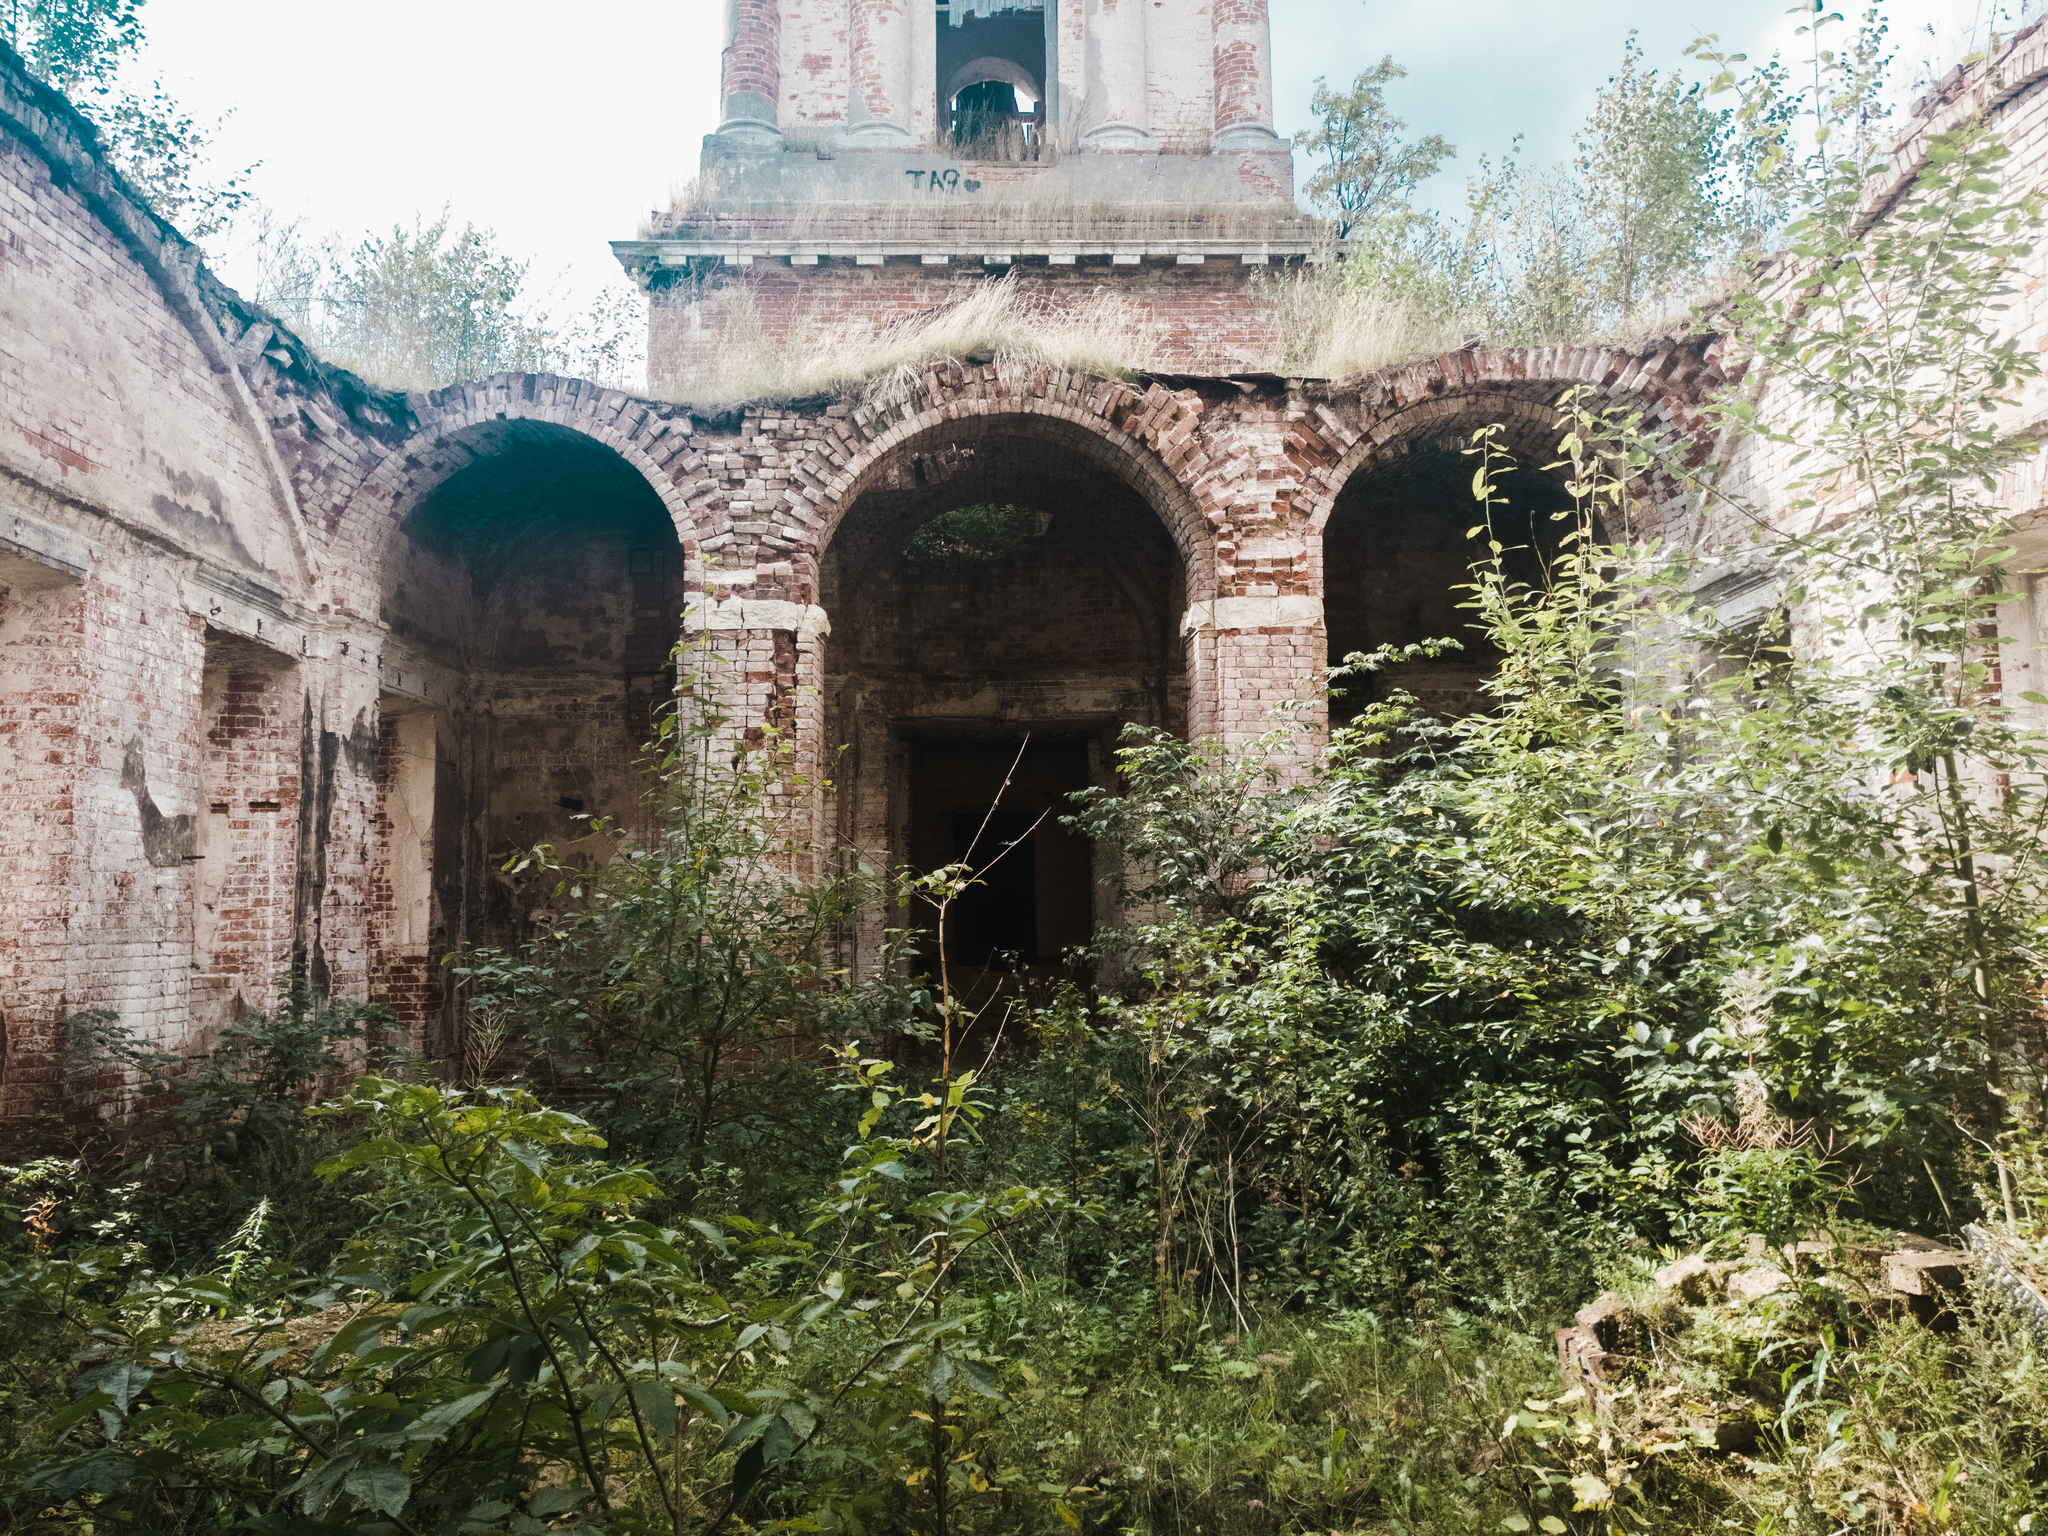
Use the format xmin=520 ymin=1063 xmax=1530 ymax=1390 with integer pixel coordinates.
xmin=657 ymin=270 xmax=1159 ymax=404
xmin=1263 ymin=260 xmax=1476 ymax=378
xmin=657 ymin=259 xmax=1503 ymax=404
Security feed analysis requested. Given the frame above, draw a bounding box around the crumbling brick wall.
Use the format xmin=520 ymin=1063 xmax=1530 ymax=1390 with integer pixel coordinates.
xmin=191 ymin=636 xmax=302 ymax=1034
xmin=14 ymin=13 xmax=2037 ymax=1122
xmin=648 ymin=257 xmax=1295 ymax=385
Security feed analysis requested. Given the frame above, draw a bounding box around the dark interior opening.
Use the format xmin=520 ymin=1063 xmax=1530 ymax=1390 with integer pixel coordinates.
xmin=951 ymin=811 xmax=1037 ymax=964
xmin=937 ymin=7 xmax=1045 ymax=100
xmin=1323 ymin=439 xmax=1575 ymax=722
xmin=936 ymin=6 xmax=1045 ymax=156
xmin=377 ymin=422 xmax=688 ymax=1045
xmin=907 ymin=734 xmax=1094 ymax=971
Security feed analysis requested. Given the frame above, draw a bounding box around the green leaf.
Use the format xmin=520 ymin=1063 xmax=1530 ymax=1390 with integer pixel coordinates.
xmin=46 ymin=1390 xmax=114 ymax=1436
xmin=528 ymin=1486 xmax=593 ymax=1517
xmin=344 ymin=1464 xmax=412 ymax=1517
xmin=631 ymin=1378 xmax=679 ymax=1440
xmin=300 ymin=1452 xmax=356 ymax=1515
xmin=762 ymin=1411 xmax=796 ymax=1465
xmin=77 ymin=1363 xmax=152 ymax=1415
xmin=318 ymin=1312 xmax=396 ymax=1366
xmin=958 ymin=1357 xmax=1004 ymax=1398
xmin=677 ymin=1384 xmax=732 ymax=1427
xmin=929 ymin=1347 xmax=956 ymax=1403
xmin=729 ymin=1440 xmax=767 ymax=1507
xmin=407 ymin=1384 xmax=501 ymax=1440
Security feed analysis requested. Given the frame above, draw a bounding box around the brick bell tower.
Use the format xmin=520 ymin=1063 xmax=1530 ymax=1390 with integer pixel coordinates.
xmin=614 ymin=0 xmax=1318 ymax=385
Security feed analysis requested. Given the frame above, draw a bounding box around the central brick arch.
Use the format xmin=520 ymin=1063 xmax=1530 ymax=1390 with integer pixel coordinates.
xmin=790 ymin=368 xmax=1222 ymax=603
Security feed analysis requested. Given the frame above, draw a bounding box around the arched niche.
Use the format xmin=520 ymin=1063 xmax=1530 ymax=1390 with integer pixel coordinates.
xmin=942 ymin=56 xmax=1041 ymax=104
xmin=373 ymin=421 xmax=685 ymax=1048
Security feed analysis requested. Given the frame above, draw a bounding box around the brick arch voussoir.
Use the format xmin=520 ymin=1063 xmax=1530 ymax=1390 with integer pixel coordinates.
xmin=330 ymin=373 xmax=698 ymax=577
xmin=1297 ymin=342 xmax=1728 ymax=534
xmin=793 ymin=374 xmax=1221 ymax=602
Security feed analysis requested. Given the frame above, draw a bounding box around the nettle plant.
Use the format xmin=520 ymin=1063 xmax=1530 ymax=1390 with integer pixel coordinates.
xmin=9 ymin=1079 xmax=766 ymax=1533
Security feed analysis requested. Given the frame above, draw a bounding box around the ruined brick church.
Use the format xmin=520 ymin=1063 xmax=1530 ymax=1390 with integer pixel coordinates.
xmin=0 ymin=4 xmax=2043 ymax=1120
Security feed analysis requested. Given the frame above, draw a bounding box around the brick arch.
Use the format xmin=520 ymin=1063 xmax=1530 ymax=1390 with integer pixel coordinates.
xmin=794 ymin=371 xmax=1221 ymax=602
xmin=323 ymin=374 xmax=697 ymax=582
xmin=1293 ymin=340 xmax=1731 ymax=534
xmin=1306 ymin=392 xmax=1575 ymax=537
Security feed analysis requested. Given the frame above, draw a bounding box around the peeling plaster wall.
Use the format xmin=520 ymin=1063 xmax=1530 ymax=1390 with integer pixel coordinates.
xmin=0 ymin=53 xmax=378 ymax=1122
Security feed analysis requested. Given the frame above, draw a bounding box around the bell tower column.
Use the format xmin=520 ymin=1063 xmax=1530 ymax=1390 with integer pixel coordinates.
xmin=1211 ymin=0 xmax=1280 ymax=148
xmin=716 ymin=0 xmax=783 ymax=143
xmin=1080 ymin=0 xmax=1156 ymax=152
xmin=846 ymin=0 xmax=919 ymax=146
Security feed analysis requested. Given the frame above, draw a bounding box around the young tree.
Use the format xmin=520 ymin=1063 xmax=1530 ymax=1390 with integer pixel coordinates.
xmin=316 ymin=212 xmax=549 ymax=389
xmin=0 ymin=0 xmax=140 ymax=97
xmin=1472 ymin=152 xmax=1596 ymax=342
xmin=2 ymin=0 xmax=251 ymax=241
xmin=1573 ymin=36 xmax=1729 ymax=327
xmin=1297 ymin=56 xmax=1453 ymax=240
xmin=454 ymin=640 xmax=870 ymax=1208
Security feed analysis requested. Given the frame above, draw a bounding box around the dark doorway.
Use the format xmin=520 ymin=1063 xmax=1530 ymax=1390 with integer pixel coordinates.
xmin=907 ymin=735 xmax=1094 ymax=972
xmin=951 ymin=811 xmax=1037 ymax=964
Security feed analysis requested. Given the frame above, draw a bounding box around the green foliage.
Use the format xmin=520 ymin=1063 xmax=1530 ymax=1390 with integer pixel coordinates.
xmin=1073 ymin=51 xmax=2045 ymax=1310
xmin=6 ymin=1078 xmax=733 ymax=1532
xmin=9 ymin=23 xmax=2048 ymax=1535
xmin=1297 ymin=56 xmax=1455 ymax=242
xmin=901 ymin=503 xmax=1047 ymax=567
xmin=215 ymin=199 xmax=650 ymax=390
xmin=0 ymin=0 xmax=141 ymax=96
xmin=1 ymin=0 xmax=252 ymax=240
xmin=43 ymin=977 xmax=390 ymax=1272
xmin=1306 ymin=29 xmax=1805 ymax=348
xmin=1572 ymin=37 xmax=1731 ymax=327
xmin=315 ymin=211 xmax=583 ymax=391
xmin=452 ymin=640 xmax=874 ymax=1213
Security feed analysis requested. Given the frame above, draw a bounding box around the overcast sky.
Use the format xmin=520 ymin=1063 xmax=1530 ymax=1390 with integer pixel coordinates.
xmin=133 ymin=0 xmax=2017 ymax=318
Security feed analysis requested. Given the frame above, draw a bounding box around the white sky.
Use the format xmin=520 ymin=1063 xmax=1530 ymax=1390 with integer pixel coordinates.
xmin=132 ymin=0 xmax=2014 ymax=318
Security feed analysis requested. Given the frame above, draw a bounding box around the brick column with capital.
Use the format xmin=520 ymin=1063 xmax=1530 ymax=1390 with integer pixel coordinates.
xmin=682 ymin=597 xmax=832 ymax=878
xmin=1182 ymin=595 xmax=1326 ymax=769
